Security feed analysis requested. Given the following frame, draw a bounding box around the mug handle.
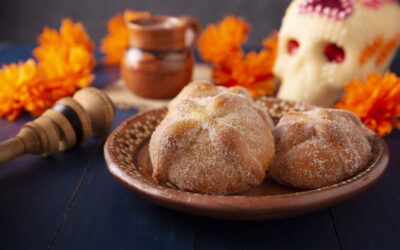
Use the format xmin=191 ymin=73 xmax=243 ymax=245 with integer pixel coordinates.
xmin=180 ymin=16 xmax=200 ymax=48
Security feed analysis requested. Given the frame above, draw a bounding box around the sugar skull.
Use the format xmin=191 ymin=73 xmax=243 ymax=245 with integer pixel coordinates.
xmin=274 ymin=0 xmax=400 ymax=106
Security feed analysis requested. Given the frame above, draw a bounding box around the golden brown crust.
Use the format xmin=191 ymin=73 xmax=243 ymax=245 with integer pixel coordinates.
xmin=149 ymin=81 xmax=275 ymax=194
xmin=269 ymin=108 xmax=372 ymax=189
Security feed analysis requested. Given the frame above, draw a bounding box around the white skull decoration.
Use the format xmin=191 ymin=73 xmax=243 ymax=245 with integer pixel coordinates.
xmin=274 ymin=0 xmax=400 ymax=106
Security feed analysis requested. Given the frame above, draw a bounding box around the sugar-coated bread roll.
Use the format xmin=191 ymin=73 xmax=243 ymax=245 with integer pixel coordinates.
xmin=270 ymin=108 xmax=372 ymax=189
xmin=149 ymin=81 xmax=275 ymax=194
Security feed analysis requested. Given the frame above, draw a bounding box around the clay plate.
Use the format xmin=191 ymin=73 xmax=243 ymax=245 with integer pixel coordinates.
xmin=104 ymin=98 xmax=389 ymax=220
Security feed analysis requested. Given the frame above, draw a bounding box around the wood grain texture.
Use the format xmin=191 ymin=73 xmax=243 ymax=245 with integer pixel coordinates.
xmin=51 ymin=110 xmax=198 ymax=250
xmin=0 ymin=47 xmax=121 ymax=250
xmin=195 ymin=210 xmax=341 ymax=250
xmin=329 ymin=131 xmax=400 ymax=250
xmin=0 ymin=130 xmax=102 ymax=249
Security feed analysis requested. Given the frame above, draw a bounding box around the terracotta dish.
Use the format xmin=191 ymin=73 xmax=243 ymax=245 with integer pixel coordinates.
xmin=104 ymin=98 xmax=389 ymax=220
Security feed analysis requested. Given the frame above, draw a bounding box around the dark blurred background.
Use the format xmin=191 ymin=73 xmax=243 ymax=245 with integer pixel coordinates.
xmin=0 ymin=0 xmax=291 ymax=47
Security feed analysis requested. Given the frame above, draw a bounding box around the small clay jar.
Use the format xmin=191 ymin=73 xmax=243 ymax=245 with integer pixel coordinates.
xmin=121 ymin=15 xmax=200 ymax=99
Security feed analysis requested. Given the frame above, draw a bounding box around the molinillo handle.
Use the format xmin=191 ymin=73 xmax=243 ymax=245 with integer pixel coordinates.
xmin=0 ymin=87 xmax=115 ymax=165
xmin=180 ymin=16 xmax=200 ymax=48
xmin=0 ymin=138 xmax=25 ymax=164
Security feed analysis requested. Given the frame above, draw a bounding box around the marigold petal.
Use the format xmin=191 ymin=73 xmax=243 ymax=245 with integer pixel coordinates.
xmin=198 ymin=16 xmax=250 ymax=65
xmin=0 ymin=19 xmax=95 ymax=120
xmin=335 ymin=72 xmax=400 ymax=136
xmin=198 ymin=17 xmax=278 ymax=97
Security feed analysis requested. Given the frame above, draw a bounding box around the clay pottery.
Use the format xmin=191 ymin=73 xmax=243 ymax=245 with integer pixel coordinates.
xmin=104 ymin=98 xmax=389 ymax=220
xmin=121 ymin=15 xmax=200 ymax=99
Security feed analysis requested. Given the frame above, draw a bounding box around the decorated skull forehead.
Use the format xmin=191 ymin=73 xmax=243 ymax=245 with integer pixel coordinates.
xmin=274 ymin=0 xmax=400 ymax=106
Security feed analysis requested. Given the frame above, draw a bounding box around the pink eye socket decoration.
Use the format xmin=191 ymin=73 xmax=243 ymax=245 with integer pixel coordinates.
xmin=287 ymin=39 xmax=300 ymax=55
xmin=324 ymin=43 xmax=345 ymax=63
xmin=299 ymin=0 xmax=354 ymax=20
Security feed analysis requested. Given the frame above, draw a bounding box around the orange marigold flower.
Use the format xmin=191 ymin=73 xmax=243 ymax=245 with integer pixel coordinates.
xmin=0 ymin=18 xmax=95 ymax=121
xmin=35 ymin=18 xmax=94 ymax=59
xmin=199 ymin=19 xmax=278 ymax=98
xmin=198 ymin=16 xmax=278 ymax=97
xmin=335 ymin=72 xmax=400 ymax=136
xmin=213 ymin=50 xmax=276 ymax=97
xmin=34 ymin=18 xmax=95 ymax=88
xmin=0 ymin=60 xmax=43 ymax=120
xmin=198 ymin=16 xmax=250 ymax=65
xmin=101 ymin=10 xmax=151 ymax=65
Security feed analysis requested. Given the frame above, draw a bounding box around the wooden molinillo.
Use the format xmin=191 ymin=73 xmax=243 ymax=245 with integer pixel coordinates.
xmin=0 ymin=87 xmax=115 ymax=164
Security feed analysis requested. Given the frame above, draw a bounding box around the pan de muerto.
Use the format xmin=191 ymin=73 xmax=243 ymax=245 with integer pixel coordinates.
xmin=270 ymin=108 xmax=372 ymax=189
xmin=149 ymin=81 xmax=275 ymax=194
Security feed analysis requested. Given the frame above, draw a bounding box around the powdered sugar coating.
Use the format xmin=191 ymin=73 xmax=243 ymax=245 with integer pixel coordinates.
xmin=149 ymin=81 xmax=275 ymax=194
xmin=270 ymin=108 xmax=372 ymax=189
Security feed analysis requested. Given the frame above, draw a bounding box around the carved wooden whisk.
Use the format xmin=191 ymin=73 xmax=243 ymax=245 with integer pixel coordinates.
xmin=0 ymin=87 xmax=115 ymax=164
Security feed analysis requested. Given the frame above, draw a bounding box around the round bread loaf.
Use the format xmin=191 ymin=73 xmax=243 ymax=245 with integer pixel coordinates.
xmin=270 ymin=108 xmax=373 ymax=189
xmin=149 ymin=81 xmax=275 ymax=194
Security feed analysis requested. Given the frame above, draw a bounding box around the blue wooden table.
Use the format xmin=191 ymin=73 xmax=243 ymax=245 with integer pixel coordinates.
xmin=1 ymin=45 xmax=400 ymax=250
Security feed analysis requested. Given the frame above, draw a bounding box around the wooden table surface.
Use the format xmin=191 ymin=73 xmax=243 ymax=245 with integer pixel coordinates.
xmin=1 ymin=45 xmax=400 ymax=250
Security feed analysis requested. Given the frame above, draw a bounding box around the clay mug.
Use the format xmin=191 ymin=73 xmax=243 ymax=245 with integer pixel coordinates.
xmin=121 ymin=15 xmax=200 ymax=99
